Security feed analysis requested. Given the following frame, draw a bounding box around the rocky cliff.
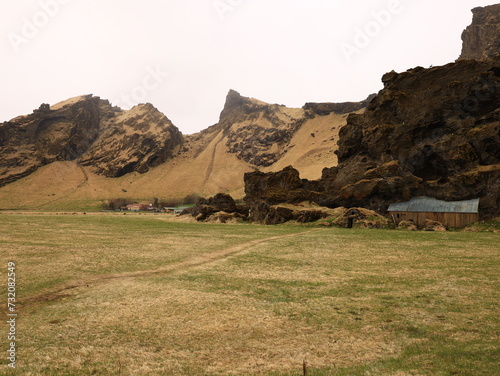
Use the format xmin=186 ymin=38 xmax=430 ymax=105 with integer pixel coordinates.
xmin=460 ymin=4 xmax=500 ymax=60
xmin=202 ymin=89 xmax=306 ymax=167
xmin=246 ymin=4 xmax=500 ymax=220
xmin=303 ymin=94 xmax=376 ymax=116
xmin=0 ymin=95 xmax=183 ymax=187
xmin=325 ymin=55 xmax=500 ymax=216
xmin=246 ymin=56 xmax=500 ymax=218
xmin=185 ymin=89 xmax=371 ymax=169
xmin=78 ymin=102 xmax=183 ymax=177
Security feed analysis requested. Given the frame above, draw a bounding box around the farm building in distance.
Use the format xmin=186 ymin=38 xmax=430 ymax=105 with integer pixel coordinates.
xmin=388 ymin=197 xmax=480 ymax=228
xmin=126 ymin=204 xmax=146 ymax=212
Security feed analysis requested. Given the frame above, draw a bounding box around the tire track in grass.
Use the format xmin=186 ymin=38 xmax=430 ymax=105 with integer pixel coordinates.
xmin=20 ymin=228 xmax=319 ymax=307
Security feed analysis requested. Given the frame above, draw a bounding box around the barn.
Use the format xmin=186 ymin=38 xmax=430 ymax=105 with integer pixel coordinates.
xmin=388 ymin=197 xmax=480 ymax=228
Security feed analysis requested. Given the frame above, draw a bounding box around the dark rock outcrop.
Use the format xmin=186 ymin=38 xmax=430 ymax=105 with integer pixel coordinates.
xmin=245 ymin=25 xmax=500 ymax=220
xmin=244 ymin=166 xmax=325 ymax=207
xmin=247 ymin=200 xmax=330 ymax=225
xmin=217 ymin=90 xmax=304 ymax=167
xmin=185 ymin=193 xmax=248 ymax=222
xmin=459 ymin=4 xmax=500 ymax=61
xmin=303 ymin=94 xmax=376 ymax=116
xmin=244 ymin=167 xmax=333 ymax=224
xmin=326 ymin=55 xmax=500 ymax=216
xmin=199 ymin=193 xmax=238 ymax=213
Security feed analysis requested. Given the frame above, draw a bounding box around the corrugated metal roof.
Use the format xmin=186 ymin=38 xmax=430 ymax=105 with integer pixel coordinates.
xmin=388 ymin=197 xmax=479 ymax=213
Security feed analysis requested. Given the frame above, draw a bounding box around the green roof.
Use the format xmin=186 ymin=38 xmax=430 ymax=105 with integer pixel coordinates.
xmin=388 ymin=197 xmax=479 ymax=214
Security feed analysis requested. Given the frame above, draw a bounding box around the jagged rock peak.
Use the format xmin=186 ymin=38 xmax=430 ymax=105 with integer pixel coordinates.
xmin=122 ymin=102 xmax=173 ymax=122
xmin=459 ymin=4 xmax=500 ymax=61
xmin=224 ymin=89 xmax=246 ymax=110
xmin=130 ymin=102 xmax=159 ymax=112
xmin=50 ymin=94 xmax=102 ymax=110
xmin=219 ymin=89 xmax=269 ymax=120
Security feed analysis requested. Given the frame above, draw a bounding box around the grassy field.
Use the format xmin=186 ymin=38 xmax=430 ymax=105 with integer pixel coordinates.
xmin=0 ymin=213 xmax=498 ymax=375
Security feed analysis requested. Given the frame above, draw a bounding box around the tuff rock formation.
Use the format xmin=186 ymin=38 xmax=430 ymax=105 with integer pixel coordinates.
xmin=183 ymin=193 xmax=248 ymax=222
xmin=211 ymin=90 xmax=373 ymax=167
xmin=245 ymin=55 xmax=500 ymax=219
xmin=245 ymin=4 xmax=500 ymax=220
xmin=460 ymin=4 xmax=500 ymax=61
xmin=0 ymin=95 xmax=183 ymax=186
xmin=0 ymin=87 xmax=369 ymax=208
xmin=325 ymin=55 xmax=500 ymax=217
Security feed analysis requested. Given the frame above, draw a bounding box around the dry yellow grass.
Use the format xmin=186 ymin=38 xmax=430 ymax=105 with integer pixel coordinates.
xmin=1 ymin=213 xmax=498 ymax=375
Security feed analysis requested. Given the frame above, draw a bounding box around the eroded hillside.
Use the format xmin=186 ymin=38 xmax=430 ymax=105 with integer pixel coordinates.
xmin=0 ymin=91 xmax=365 ymax=209
xmin=0 ymin=95 xmax=183 ymax=187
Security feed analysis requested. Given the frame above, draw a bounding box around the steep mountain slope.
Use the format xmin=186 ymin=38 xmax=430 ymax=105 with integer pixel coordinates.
xmin=78 ymin=102 xmax=183 ymax=177
xmin=181 ymin=90 xmax=367 ymax=180
xmin=0 ymin=95 xmax=183 ymax=187
xmin=0 ymin=90 xmax=367 ymax=209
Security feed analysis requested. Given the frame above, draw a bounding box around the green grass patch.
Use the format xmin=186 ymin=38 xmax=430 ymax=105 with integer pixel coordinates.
xmin=0 ymin=213 xmax=498 ymax=375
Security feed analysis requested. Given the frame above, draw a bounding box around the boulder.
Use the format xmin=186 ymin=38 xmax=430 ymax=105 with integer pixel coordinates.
xmin=198 ymin=193 xmax=237 ymax=213
xmin=244 ymin=166 xmax=325 ymax=208
xmin=186 ymin=193 xmax=247 ymax=222
xmin=248 ymin=200 xmax=333 ymax=225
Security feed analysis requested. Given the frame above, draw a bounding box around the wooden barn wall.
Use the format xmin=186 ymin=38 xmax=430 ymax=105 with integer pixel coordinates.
xmin=390 ymin=212 xmax=479 ymax=228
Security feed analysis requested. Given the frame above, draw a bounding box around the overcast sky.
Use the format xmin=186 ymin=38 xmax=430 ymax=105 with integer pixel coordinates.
xmin=1 ymin=0 xmax=498 ymax=134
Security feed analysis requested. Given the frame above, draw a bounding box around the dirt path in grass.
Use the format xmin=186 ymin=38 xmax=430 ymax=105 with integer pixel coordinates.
xmin=20 ymin=229 xmax=318 ymax=307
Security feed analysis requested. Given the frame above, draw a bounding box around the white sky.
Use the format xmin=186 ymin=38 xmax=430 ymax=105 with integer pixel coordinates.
xmin=1 ymin=0 xmax=498 ymax=134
